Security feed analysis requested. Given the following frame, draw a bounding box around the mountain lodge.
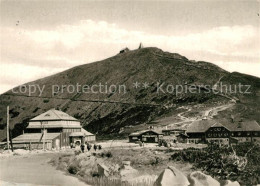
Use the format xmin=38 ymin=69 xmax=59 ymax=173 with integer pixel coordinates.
xmin=186 ymin=119 xmax=260 ymax=144
xmin=12 ymin=109 xmax=95 ymax=150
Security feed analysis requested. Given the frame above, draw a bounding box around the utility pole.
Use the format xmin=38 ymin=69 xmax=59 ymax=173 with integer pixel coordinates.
xmin=7 ymin=106 xmax=10 ymax=150
xmin=43 ymin=125 xmax=45 ymax=150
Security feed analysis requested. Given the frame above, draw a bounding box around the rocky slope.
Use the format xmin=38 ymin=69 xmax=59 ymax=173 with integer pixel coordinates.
xmin=0 ymin=47 xmax=259 ymax=140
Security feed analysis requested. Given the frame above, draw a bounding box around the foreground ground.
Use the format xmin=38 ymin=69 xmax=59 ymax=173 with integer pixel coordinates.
xmin=1 ymin=141 xmax=259 ymax=186
xmin=0 ymin=141 xmax=197 ymax=186
xmin=0 ymin=152 xmax=89 ymax=186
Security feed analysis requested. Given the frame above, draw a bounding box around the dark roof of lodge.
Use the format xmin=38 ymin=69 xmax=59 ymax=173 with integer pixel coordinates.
xmin=12 ymin=133 xmax=60 ymax=143
xmin=162 ymin=129 xmax=186 ymax=132
xmin=176 ymin=133 xmax=189 ymax=138
xmin=186 ymin=119 xmax=260 ymax=133
xmin=129 ymin=130 xmax=163 ymax=137
xmin=30 ymin=109 xmax=78 ymax=121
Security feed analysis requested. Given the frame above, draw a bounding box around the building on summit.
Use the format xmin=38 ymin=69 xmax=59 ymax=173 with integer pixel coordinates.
xmin=186 ymin=119 xmax=260 ymax=144
xmin=12 ymin=109 xmax=95 ymax=150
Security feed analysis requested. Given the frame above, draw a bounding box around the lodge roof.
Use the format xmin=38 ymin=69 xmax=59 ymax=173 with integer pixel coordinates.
xmin=129 ymin=130 xmax=162 ymax=137
xmin=176 ymin=133 xmax=189 ymax=138
xmin=30 ymin=109 xmax=78 ymax=121
xmin=12 ymin=133 xmax=60 ymax=143
xmin=186 ymin=119 xmax=260 ymax=133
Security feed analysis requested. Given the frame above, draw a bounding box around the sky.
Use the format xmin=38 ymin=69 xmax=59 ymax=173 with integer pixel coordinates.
xmin=0 ymin=0 xmax=260 ymax=94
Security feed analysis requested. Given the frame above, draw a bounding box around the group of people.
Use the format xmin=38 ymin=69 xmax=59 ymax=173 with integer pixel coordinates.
xmin=80 ymin=143 xmax=102 ymax=153
xmin=70 ymin=141 xmax=102 ymax=153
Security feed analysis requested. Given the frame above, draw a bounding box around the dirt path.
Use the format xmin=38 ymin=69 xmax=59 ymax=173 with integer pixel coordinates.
xmin=165 ymin=103 xmax=234 ymax=129
xmin=0 ymin=153 xmax=89 ymax=186
xmin=204 ymin=103 xmax=234 ymax=118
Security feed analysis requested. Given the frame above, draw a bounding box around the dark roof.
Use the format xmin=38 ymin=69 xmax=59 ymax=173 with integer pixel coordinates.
xmin=220 ymin=120 xmax=260 ymax=131
xmin=162 ymin=129 xmax=186 ymax=132
xmin=176 ymin=133 xmax=189 ymax=138
xmin=186 ymin=120 xmax=216 ymax=133
xmin=186 ymin=119 xmax=260 ymax=133
xmin=129 ymin=130 xmax=162 ymax=137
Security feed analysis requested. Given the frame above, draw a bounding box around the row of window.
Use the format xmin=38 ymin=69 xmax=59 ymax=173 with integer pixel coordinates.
xmin=205 ymin=132 xmax=259 ymax=137
xmin=63 ymin=128 xmax=81 ymax=132
xmin=41 ymin=121 xmax=77 ymax=124
xmin=207 ymin=133 xmax=229 ymax=137
xmin=231 ymin=132 xmax=259 ymax=136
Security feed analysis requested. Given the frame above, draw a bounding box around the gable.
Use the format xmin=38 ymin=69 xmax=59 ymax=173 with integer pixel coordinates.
xmin=30 ymin=109 xmax=78 ymax=121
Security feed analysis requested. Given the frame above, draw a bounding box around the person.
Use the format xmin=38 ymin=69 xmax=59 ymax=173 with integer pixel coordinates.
xmin=80 ymin=144 xmax=85 ymax=153
xmin=98 ymin=144 xmax=102 ymax=150
xmin=93 ymin=144 xmax=97 ymax=151
xmin=70 ymin=142 xmax=73 ymax=149
xmin=87 ymin=143 xmax=92 ymax=151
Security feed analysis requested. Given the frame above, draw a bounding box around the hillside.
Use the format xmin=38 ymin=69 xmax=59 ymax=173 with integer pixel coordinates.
xmin=0 ymin=47 xmax=259 ymax=141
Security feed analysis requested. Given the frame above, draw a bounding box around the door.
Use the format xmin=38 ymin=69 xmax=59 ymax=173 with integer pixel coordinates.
xmin=146 ymin=137 xmax=156 ymax=143
xmin=55 ymin=139 xmax=60 ymax=149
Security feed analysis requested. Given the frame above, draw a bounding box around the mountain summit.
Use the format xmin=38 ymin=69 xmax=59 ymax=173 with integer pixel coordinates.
xmin=0 ymin=47 xmax=259 ymax=140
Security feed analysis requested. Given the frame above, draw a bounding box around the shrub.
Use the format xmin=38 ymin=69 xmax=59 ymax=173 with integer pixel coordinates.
xmin=68 ymin=164 xmax=79 ymax=174
xmin=100 ymin=151 xmax=112 ymax=158
xmin=171 ymin=143 xmax=260 ymax=186
xmin=74 ymin=150 xmax=81 ymax=156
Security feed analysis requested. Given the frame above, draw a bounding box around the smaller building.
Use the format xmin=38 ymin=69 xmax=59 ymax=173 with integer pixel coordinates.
xmin=119 ymin=47 xmax=130 ymax=54
xmin=69 ymin=128 xmax=96 ymax=146
xmin=176 ymin=133 xmax=189 ymax=143
xmin=129 ymin=130 xmax=163 ymax=143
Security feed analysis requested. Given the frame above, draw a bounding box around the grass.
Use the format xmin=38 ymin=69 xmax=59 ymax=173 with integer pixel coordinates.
xmin=170 ymin=143 xmax=260 ymax=186
xmin=49 ymin=147 xmax=194 ymax=185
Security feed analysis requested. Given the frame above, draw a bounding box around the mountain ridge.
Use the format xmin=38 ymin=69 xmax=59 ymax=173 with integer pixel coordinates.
xmin=0 ymin=47 xmax=259 ymax=141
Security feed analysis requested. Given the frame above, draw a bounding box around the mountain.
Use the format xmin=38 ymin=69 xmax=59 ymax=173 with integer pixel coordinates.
xmin=0 ymin=47 xmax=259 ymax=141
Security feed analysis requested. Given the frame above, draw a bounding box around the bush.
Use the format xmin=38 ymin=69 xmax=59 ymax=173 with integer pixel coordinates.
xmin=100 ymin=151 xmax=112 ymax=158
xmin=171 ymin=143 xmax=260 ymax=186
xmin=68 ymin=164 xmax=79 ymax=174
xmin=74 ymin=149 xmax=81 ymax=156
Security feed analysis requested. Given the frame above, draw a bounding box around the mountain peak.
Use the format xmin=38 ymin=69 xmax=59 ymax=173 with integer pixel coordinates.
xmin=0 ymin=46 xmax=259 ymax=141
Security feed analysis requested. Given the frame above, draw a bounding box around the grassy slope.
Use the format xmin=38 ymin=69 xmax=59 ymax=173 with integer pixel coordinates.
xmin=0 ymin=47 xmax=259 ymax=141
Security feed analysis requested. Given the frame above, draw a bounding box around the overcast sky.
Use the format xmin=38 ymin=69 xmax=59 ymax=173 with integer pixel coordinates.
xmin=1 ymin=0 xmax=260 ymax=94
